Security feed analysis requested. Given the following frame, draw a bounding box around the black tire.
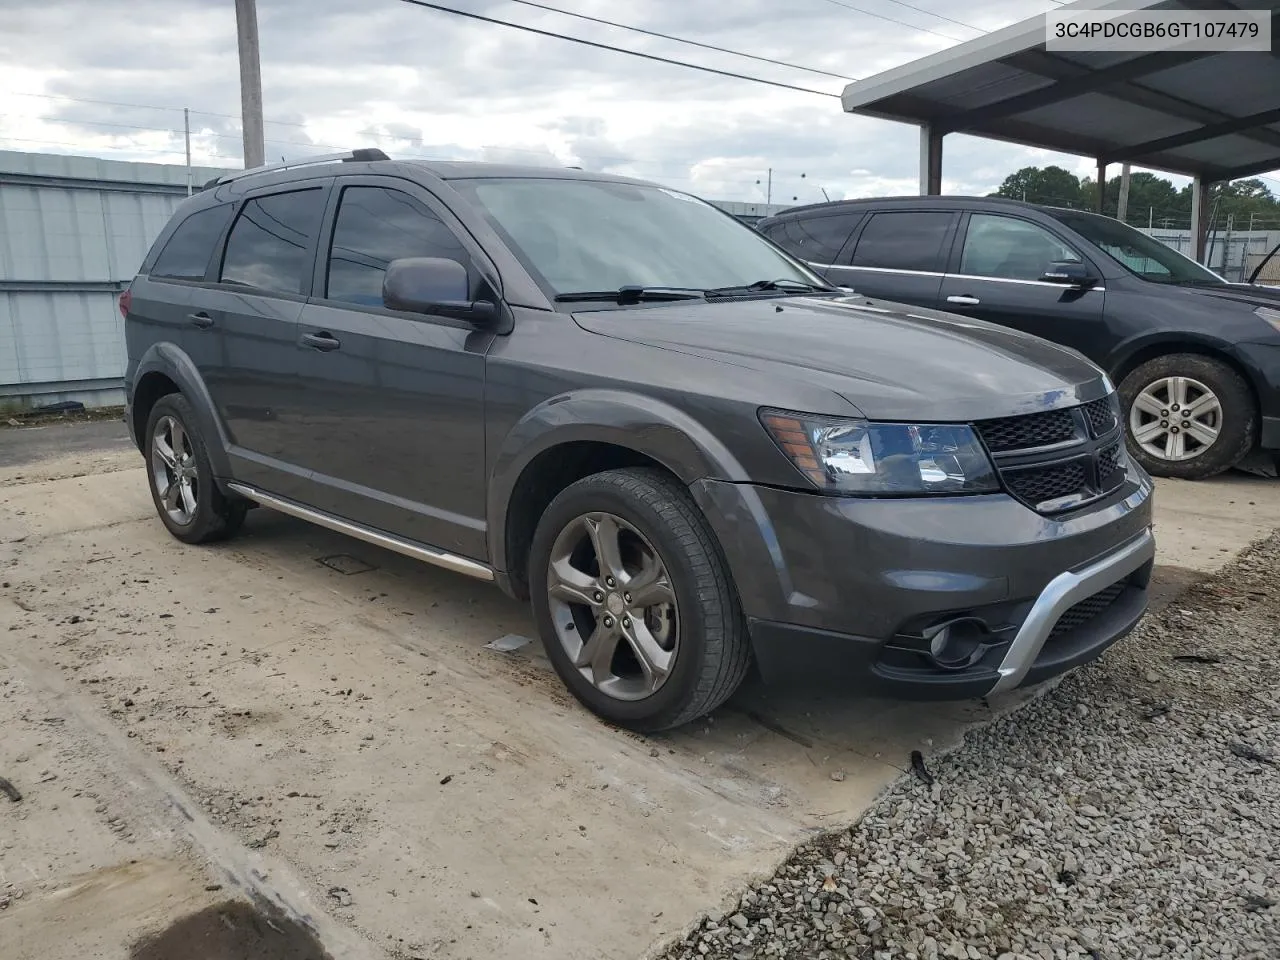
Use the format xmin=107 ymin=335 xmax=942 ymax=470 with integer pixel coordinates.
xmin=528 ymin=468 xmax=750 ymax=732
xmin=144 ymin=394 xmax=247 ymax=544
xmin=1118 ymin=353 xmax=1256 ymax=481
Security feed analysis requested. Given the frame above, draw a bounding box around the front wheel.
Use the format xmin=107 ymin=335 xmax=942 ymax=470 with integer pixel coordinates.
xmin=528 ymin=468 xmax=750 ymax=732
xmin=1118 ymin=354 xmax=1256 ymax=480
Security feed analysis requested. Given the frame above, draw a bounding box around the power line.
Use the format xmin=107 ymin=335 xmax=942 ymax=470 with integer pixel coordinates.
xmin=812 ymin=0 xmax=966 ymax=42
xmin=397 ymin=0 xmax=842 ymax=98
xmin=833 ymin=0 xmax=984 ymax=33
xmin=501 ymin=0 xmax=853 ymax=80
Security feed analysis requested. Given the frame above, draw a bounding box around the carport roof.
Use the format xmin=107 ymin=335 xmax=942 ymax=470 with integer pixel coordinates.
xmin=840 ymin=0 xmax=1280 ymax=182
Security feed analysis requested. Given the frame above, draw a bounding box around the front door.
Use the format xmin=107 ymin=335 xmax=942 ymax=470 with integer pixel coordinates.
xmin=191 ymin=181 xmax=331 ymax=498
xmin=287 ymin=179 xmax=493 ymax=561
xmin=938 ymin=212 xmax=1106 ymax=361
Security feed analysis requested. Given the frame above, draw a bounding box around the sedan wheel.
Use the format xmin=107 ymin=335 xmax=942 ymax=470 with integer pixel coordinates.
xmin=1128 ymin=375 xmax=1221 ymax=463
xmin=546 ymin=512 xmax=680 ymax=702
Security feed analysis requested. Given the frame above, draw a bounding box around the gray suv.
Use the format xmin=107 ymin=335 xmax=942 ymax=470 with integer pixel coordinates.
xmin=122 ymin=150 xmax=1156 ymax=731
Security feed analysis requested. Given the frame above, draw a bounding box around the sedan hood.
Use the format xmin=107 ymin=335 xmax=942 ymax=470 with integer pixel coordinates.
xmin=573 ymin=294 xmax=1111 ymax=421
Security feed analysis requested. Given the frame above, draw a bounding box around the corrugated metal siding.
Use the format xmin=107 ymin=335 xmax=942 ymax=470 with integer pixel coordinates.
xmin=0 ymin=149 xmax=231 ymax=408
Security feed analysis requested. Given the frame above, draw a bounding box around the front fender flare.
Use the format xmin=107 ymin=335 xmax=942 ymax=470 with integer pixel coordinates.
xmin=132 ymin=342 xmax=232 ymax=479
xmin=486 ymin=389 xmax=750 ymax=575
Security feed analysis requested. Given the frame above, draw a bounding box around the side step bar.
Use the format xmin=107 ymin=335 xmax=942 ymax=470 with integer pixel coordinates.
xmin=226 ymin=482 xmax=494 ymax=582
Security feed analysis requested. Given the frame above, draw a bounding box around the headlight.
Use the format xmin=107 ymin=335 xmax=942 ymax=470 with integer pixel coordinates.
xmin=1256 ymin=306 xmax=1280 ymax=334
xmin=761 ymin=410 xmax=999 ymax=495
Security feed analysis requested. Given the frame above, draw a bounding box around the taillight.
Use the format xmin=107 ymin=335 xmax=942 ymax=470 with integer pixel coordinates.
xmin=118 ymin=289 xmax=132 ymax=319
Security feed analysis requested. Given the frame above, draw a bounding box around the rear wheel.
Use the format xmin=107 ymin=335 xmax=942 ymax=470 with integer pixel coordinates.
xmin=529 ymin=468 xmax=750 ymax=732
xmin=1118 ymin=354 xmax=1255 ymax=480
xmin=145 ymin=394 xmax=247 ymax=544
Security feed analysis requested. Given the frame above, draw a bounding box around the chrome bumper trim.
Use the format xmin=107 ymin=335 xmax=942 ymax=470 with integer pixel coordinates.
xmin=989 ymin=527 xmax=1155 ymax=694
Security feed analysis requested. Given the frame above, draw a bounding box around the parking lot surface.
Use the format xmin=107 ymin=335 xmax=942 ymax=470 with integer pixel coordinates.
xmin=2 ymin=420 xmax=1278 ymax=959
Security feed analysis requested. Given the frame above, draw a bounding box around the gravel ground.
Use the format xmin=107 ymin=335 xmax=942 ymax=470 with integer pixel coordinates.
xmin=661 ymin=536 xmax=1280 ymax=960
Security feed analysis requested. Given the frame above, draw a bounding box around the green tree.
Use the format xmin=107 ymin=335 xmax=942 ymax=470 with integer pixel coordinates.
xmin=990 ymin=165 xmax=1086 ymax=207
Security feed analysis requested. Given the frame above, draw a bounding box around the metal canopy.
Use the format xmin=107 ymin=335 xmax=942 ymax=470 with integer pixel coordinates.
xmin=841 ymin=0 xmax=1280 ymax=185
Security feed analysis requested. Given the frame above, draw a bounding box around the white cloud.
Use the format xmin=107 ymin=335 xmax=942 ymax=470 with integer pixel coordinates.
xmin=0 ymin=0 xmax=1139 ymax=203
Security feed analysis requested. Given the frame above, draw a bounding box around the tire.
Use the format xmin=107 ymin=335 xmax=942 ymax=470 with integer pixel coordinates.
xmin=144 ymin=394 xmax=247 ymax=544
xmin=528 ymin=467 xmax=750 ymax=732
xmin=1118 ymin=353 xmax=1256 ymax=481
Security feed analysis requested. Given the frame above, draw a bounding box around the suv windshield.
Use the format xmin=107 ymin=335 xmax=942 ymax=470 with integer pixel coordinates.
xmin=1047 ymin=209 xmax=1226 ymax=286
xmin=450 ymin=177 xmax=821 ymax=298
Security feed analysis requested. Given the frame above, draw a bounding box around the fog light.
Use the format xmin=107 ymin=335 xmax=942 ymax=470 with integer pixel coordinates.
xmin=923 ymin=617 xmax=990 ymax=670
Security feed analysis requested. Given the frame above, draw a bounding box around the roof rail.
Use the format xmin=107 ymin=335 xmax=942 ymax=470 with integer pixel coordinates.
xmin=215 ymin=148 xmax=390 ymax=186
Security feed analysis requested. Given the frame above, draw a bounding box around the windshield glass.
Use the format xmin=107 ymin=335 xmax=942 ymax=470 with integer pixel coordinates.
xmin=1047 ymin=209 xmax=1226 ymax=285
xmin=450 ymin=177 xmax=821 ymax=296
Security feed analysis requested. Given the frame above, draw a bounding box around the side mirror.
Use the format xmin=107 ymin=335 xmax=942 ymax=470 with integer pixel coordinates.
xmin=383 ymin=257 xmax=497 ymax=322
xmin=1040 ymin=260 xmax=1092 ymax=287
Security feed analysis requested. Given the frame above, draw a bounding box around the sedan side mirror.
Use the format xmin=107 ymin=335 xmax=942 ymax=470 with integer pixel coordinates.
xmin=1040 ymin=260 xmax=1093 ymax=287
xmin=383 ymin=257 xmax=497 ymax=323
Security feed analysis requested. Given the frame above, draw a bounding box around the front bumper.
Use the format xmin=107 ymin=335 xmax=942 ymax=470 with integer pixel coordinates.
xmin=692 ymin=471 xmax=1154 ymax=698
xmin=1235 ymin=341 xmax=1280 ymax=450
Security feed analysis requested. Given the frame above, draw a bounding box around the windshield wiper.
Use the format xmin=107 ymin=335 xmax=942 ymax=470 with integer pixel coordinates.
xmin=704 ymin=278 xmax=837 ymax=297
xmin=554 ymin=286 xmax=704 ymax=304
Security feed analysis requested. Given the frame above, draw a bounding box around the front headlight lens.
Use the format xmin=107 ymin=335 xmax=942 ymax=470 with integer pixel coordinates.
xmin=762 ymin=410 xmax=999 ymax=495
xmin=1256 ymin=306 xmax=1280 ymax=334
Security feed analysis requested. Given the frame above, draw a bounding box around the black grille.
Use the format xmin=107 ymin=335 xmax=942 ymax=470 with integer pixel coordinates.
xmin=1004 ymin=462 xmax=1087 ymax=507
xmin=1097 ymin=442 xmax=1125 ymax=487
xmin=1083 ymin=397 xmax=1118 ymax=437
xmin=1049 ymin=582 xmax=1126 ymax=640
xmin=976 ymin=409 xmax=1077 ymax=452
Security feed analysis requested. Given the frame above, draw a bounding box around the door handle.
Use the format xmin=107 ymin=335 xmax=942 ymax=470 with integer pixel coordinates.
xmin=187 ymin=312 xmax=214 ymax=329
xmin=300 ymin=332 xmax=341 ymax=352
xmin=946 ymin=295 xmax=981 ymax=306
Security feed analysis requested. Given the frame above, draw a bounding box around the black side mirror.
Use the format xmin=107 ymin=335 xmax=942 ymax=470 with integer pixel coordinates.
xmin=1040 ymin=260 xmax=1092 ymax=286
xmin=383 ymin=257 xmax=497 ymax=322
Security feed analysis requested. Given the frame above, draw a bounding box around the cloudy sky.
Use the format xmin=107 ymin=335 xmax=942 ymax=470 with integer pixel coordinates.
xmin=0 ymin=0 xmax=1210 ymax=204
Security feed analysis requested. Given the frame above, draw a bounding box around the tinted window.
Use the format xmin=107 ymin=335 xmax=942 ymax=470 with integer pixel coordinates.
xmin=150 ymin=205 xmax=233 ymax=280
xmin=220 ymin=189 xmax=325 ymax=295
xmin=1049 ymin=209 xmax=1225 ymax=285
xmin=960 ymin=214 xmax=1080 ymax=281
xmin=770 ymin=214 xmax=862 ymax=264
xmin=852 ymin=212 xmax=954 ymax=272
xmin=326 ymin=186 xmax=469 ymax=306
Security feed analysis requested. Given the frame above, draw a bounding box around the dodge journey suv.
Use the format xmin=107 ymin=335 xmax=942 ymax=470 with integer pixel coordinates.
xmin=759 ymin=196 xmax=1280 ymax=480
xmin=122 ymin=151 xmax=1155 ymax=731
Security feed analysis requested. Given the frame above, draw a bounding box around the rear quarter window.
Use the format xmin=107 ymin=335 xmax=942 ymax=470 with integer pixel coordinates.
xmin=149 ymin=204 xmax=234 ymax=281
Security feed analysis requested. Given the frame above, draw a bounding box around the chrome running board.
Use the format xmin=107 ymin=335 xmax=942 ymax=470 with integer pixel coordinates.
xmin=226 ymin=482 xmax=494 ymax=582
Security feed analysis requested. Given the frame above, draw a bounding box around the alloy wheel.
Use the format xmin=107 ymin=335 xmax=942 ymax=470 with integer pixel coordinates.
xmin=545 ymin=512 xmax=680 ymax=701
xmin=1129 ymin=375 xmax=1222 ymax=462
xmin=151 ymin=415 xmax=200 ymax=525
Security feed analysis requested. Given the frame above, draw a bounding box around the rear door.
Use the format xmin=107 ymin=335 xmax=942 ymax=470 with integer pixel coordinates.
xmin=837 ymin=209 xmax=958 ymax=307
xmin=938 ymin=212 xmax=1106 ymax=359
xmin=190 ymin=180 xmax=331 ymax=498
xmin=286 ymin=178 xmax=494 ymax=560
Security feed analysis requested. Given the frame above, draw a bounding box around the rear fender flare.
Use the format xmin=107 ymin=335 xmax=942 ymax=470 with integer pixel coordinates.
xmin=132 ymin=342 xmax=232 ymax=479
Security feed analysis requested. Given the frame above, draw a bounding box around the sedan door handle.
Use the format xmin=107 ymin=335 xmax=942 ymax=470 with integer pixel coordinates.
xmin=946 ymin=295 xmax=981 ymax=306
xmin=300 ymin=332 xmax=341 ymax=352
xmin=187 ymin=312 xmax=215 ymax=329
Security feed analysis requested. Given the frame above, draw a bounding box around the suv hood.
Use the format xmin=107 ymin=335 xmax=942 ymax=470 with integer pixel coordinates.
xmin=572 ymin=294 xmax=1110 ymax=421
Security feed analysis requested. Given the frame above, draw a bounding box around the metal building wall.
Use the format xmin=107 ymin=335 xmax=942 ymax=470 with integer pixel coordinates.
xmin=0 ymin=150 xmax=229 ymax=410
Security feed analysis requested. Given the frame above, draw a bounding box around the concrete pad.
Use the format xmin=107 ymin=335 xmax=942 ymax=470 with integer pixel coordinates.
xmin=1 ymin=465 xmax=1278 ymax=960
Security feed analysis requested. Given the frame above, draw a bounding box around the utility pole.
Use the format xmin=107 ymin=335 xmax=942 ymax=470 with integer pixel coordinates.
xmin=1116 ymin=163 xmax=1132 ymax=222
xmin=1148 ymin=206 xmax=1153 ymax=229
xmin=235 ymin=0 xmax=266 ymax=169
xmin=766 ymin=168 xmax=772 ymax=205
xmin=184 ymin=108 xmax=193 ymax=196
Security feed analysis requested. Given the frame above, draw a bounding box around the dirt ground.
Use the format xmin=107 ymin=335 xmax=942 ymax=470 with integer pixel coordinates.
xmin=2 ymin=420 xmax=1278 ymax=960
